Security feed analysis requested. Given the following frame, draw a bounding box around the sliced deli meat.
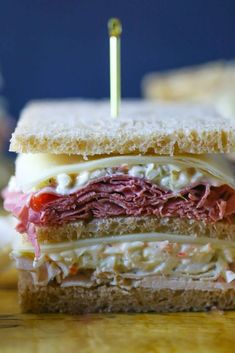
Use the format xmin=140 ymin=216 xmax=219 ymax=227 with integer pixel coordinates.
xmin=4 ymin=175 xmax=235 ymax=257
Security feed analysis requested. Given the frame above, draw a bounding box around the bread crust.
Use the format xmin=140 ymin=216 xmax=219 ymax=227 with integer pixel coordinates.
xmin=10 ymin=100 xmax=235 ymax=156
xmin=19 ymin=271 xmax=235 ymax=313
xmin=34 ymin=216 xmax=235 ymax=244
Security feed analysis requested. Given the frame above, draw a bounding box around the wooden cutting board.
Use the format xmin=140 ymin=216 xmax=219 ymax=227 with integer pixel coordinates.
xmin=0 ymin=289 xmax=234 ymax=353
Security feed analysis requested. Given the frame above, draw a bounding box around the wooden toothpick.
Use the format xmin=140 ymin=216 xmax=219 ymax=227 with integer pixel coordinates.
xmin=108 ymin=18 xmax=122 ymax=117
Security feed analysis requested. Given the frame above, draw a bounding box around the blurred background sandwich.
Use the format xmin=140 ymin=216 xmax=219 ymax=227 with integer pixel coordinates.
xmin=0 ymin=70 xmax=16 ymax=288
xmin=0 ymin=215 xmax=17 ymax=288
xmin=142 ymin=60 xmax=235 ymax=119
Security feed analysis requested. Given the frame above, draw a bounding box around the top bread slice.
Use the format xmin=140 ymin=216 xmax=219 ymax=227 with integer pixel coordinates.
xmin=10 ymin=99 xmax=235 ymax=156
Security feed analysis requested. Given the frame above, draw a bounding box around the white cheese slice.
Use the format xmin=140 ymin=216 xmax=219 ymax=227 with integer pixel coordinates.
xmin=15 ymin=153 xmax=235 ymax=192
xmin=13 ymin=232 xmax=235 ymax=256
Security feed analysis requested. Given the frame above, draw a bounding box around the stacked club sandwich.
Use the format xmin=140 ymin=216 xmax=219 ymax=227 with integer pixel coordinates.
xmin=4 ymin=99 xmax=235 ymax=313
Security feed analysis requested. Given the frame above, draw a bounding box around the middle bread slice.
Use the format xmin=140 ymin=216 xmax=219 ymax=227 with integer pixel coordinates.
xmin=35 ymin=216 xmax=235 ymax=244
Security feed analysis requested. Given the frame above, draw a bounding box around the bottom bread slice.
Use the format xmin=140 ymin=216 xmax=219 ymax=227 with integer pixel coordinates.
xmin=19 ymin=272 xmax=235 ymax=314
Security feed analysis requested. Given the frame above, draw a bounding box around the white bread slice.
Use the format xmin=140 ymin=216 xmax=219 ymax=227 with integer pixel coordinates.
xmin=35 ymin=216 xmax=235 ymax=244
xmin=19 ymin=271 xmax=235 ymax=313
xmin=142 ymin=60 xmax=235 ymax=108
xmin=10 ymin=99 xmax=235 ymax=156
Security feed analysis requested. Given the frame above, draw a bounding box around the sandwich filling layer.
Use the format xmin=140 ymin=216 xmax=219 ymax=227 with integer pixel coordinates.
xmin=13 ymin=233 xmax=235 ymax=288
xmin=4 ymin=154 xmax=235 ymax=257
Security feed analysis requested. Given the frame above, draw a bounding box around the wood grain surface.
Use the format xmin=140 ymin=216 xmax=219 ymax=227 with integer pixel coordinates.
xmin=0 ymin=289 xmax=235 ymax=353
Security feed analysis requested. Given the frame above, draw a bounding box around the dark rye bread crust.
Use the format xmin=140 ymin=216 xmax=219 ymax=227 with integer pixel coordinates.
xmin=19 ymin=272 xmax=235 ymax=314
xmin=34 ymin=216 xmax=235 ymax=244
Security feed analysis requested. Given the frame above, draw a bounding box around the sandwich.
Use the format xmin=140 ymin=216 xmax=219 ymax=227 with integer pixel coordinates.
xmin=0 ymin=215 xmax=18 ymax=288
xmin=0 ymin=100 xmax=12 ymax=191
xmin=3 ymin=99 xmax=235 ymax=313
xmin=142 ymin=60 xmax=235 ymax=118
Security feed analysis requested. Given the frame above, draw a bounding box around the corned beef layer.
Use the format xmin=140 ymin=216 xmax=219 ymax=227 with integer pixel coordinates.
xmin=4 ymin=175 xmax=235 ymax=231
xmin=3 ymin=175 xmax=235 ymax=257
